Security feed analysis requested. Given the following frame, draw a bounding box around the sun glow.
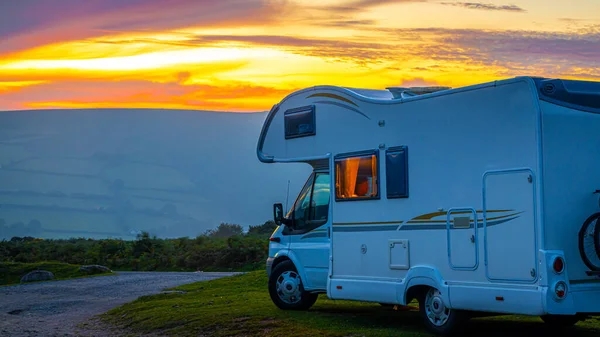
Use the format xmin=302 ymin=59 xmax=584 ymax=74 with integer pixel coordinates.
xmin=2 ymin=46 xmax=286 ymax=72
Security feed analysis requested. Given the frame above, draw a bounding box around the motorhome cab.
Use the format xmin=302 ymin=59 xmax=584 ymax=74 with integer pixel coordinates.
xmin=257 ymin=76 xmax=600 ymax=335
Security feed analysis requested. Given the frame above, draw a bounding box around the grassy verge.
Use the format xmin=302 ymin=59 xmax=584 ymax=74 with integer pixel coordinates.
xmin=103 ymin=271 xmax=600 ymax=337
xmin=0 ymin=261 xmax=113 ymax=286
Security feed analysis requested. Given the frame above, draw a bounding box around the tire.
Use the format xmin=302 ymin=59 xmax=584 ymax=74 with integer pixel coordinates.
xmin=418 ymin=288 xmax=467 ymax=336
xmin=579 ymin=212 xmax=600 ymax=270
xmin=268 ymin=260 xmax=318 ymax=310
xmin=540 ymin=314 xmax=580 ymax=328
xmin=594 ymin=213 xmax=600 ymax=260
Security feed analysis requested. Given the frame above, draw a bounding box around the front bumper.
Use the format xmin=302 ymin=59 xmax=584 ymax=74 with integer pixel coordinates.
xmin=266 ymin=257 xmax=275 ymax=277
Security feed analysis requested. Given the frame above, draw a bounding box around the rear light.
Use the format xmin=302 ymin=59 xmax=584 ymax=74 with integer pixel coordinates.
xmin=554 ymin=281 xmax=567 ymax=300
xmin=269 ymin=237 xmax=281 ymax=243
xmin=553 ymin=256 xmax=565 ymax=274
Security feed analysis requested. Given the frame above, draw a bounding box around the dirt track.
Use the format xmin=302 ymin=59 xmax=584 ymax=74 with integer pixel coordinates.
xmin=0 ymin=271 xmax=240 ymax=337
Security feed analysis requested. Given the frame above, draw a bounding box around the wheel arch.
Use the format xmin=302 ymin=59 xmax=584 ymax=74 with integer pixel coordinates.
xmin=271 ymin=255 xmax=291 ymax=274
xmin=270 ymin=251 xmax=309 ymax=285
xmin=401 ymin=266 xmax=450 ymax=306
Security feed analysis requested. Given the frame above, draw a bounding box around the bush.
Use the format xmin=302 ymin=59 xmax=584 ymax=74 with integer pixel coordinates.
xmin=0 ymin=221 xmax=274 ymax=272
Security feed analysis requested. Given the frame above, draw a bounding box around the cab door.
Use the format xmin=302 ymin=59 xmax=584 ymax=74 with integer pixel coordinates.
xmin=285 ymin=171 xmax=331 ymax=290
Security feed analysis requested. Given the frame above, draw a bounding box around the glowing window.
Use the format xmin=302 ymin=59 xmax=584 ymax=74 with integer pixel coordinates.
xmin=335 ymin=151 xmax=379 ymax=201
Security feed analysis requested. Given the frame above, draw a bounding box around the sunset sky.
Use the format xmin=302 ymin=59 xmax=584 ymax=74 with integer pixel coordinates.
xmin=0 ymin=0 xmax=598 ymax=111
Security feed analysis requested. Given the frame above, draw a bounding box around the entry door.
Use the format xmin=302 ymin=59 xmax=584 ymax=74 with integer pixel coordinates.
xmin=447 ymin=208 xmax=478 ymax=270
xmin=287 ymin=172 xmax=331 ymax=290
xmin=484 ymin=169 xmax=537 ymax=282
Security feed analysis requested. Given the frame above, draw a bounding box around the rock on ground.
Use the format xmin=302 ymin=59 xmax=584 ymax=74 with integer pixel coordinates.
xmin=20 ymin=270 xmax=55 ymax=283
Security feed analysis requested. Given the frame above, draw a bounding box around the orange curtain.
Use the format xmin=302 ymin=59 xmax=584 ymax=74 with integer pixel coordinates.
xmin=343 ymin=158 xmax=360 ymax=197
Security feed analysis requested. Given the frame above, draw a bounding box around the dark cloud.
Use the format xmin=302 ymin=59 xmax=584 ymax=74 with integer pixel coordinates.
xmin=319 ymin=19 xmax=378 ymax=27
xmin=559 ymin=18 xmax=585 ymax=23
xmin=440 ymin=2 xmax=526 ymax=12
xmin=300 ymin=0 xmax=426 ymax=28
xmin=147 ymin=27 xmax=600 ymax=77
xmin=346 ymin=0 xmax=426 ymax=7
xmin=0 ymin=0 xmax=282 ymax=54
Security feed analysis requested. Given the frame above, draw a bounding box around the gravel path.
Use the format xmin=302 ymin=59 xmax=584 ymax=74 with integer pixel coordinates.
xmin=0 ymin=271 xmax=241 ymax=337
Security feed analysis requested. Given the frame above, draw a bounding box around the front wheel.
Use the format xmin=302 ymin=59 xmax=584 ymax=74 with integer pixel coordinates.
xmin=268 ymin=260 xmax=318 ymax=310
xmin=419 ymin=288 xmax=468 ymax=336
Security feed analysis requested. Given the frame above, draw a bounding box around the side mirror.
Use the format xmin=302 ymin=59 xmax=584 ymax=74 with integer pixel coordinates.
xmin=273 ymin=203 xmax=284 ymax=226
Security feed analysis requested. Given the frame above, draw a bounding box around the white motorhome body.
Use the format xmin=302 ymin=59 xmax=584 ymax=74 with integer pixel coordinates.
xmin=258 ymin=76 xmax=600 ymax=333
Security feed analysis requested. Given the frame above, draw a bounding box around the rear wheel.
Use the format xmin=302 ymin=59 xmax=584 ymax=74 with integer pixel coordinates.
xmin=540 ymin=314 xmax=580 ymax=328
xmin=579 ymin=212 xmax=600 ymax=270
xmin=419 ymin=287 xmax=467 ymax=336
xmin=268 ymin=260 xmax=318 ymax=310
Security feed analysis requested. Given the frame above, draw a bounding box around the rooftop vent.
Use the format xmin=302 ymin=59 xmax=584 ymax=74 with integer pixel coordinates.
xmin=386 ymin=86 xmax=451 ymax=99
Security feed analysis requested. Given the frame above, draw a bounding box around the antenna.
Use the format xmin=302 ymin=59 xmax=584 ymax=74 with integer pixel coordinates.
xmin=285 ymin=180 xmax=290 ymax=212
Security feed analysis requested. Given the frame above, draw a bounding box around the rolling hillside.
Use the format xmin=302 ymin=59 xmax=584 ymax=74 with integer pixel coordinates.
xmin=0 ymin=109 xmax=311 ymax=240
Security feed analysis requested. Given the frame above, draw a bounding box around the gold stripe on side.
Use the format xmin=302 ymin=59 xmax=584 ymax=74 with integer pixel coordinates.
xmin=486 ymin=212 xmax=523 ymax=221
xmin=333 ymin=221 xmax=404 ymax=226
xmin=306 ymin=93 xmax=358 ymax=107
xmin=411 ymin=209 xmax=514 ymax=220
xmin=407 ymin=212 xmax=523 ymax=224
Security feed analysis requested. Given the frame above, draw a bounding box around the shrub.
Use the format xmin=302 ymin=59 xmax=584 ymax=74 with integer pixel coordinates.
xmin=0 ymin=221 xmax=273 ymax=272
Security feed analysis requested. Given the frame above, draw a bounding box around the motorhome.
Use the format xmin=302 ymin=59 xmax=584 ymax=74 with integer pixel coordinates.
xmin=257 ymin=76 xmax=600 ymax=335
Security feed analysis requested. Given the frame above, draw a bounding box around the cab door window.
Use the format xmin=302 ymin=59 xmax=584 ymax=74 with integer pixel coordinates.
xmin=288 ymin=172 xmax=330 ymax=233
xmin=291 ymin=174 xmax=314 ymax=231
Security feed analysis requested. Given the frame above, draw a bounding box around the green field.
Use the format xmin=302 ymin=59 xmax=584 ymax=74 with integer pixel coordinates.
xmin=0 ymin=262 xmax=112 ymax=286
xmin=102 ymin=271 xmax=600 ymax=337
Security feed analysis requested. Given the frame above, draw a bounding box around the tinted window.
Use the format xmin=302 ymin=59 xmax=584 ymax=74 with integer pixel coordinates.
xmin=386 ymin=146 xmax=408 ymax=198
xmin=285 ymin=106 xmax=315 ymax=139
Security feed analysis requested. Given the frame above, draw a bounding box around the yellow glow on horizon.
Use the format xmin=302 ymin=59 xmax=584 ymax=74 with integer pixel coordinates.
xmin=1 ymin=46 xmax=287 ymax=72
xmin=0 ymin=81 xmax=48 ymax=88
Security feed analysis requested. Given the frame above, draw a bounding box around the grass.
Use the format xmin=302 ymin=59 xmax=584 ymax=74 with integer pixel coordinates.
xmin=102 ymin=271 xmax=600 ymax=337
xmin=0 ymin=261 xmax=113 ymax=286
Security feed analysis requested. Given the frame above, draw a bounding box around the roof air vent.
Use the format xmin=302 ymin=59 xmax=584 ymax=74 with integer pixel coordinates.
xmin=386 ymin=86 xmax=451 ymax=99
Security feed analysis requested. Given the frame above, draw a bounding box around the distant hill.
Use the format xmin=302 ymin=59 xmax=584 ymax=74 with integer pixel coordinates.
xmin=0 ymin=108 xmax=311 ymax=240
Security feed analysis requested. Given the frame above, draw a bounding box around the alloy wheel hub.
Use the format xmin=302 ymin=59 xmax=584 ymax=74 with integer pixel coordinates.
xmin=425 ymin=289 xmax=450 ymax=327
xmin=276 ymin=271 xmax=303 ymax=304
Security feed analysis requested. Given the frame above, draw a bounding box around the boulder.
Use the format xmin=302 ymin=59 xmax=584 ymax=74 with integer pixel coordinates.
xmin=79 ymin=265 xmax=112 ymax=274
xmin=20 ymin=270 xmax=54 ymax=283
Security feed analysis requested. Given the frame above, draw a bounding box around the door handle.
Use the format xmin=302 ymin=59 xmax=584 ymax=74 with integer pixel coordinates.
xmin=470 ymin=235 xmax=475 ymax=243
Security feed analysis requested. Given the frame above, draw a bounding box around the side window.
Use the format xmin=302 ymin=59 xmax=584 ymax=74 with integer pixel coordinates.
xmin=284 ymin=105 xmax=315 ymax=139
xmin=386 ymin=146 xmax=409 ymax=198
xmin=310 ymin=173 xmax=330 ymax=222
xmin=335 ymin=151 xmax=379 ymax=201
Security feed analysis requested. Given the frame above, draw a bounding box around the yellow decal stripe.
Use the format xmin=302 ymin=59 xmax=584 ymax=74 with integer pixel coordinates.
xmin=333 ymin=221 xmax=404 ymax=226
xmin=307 ymin=93 xmax=358 ymax=107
